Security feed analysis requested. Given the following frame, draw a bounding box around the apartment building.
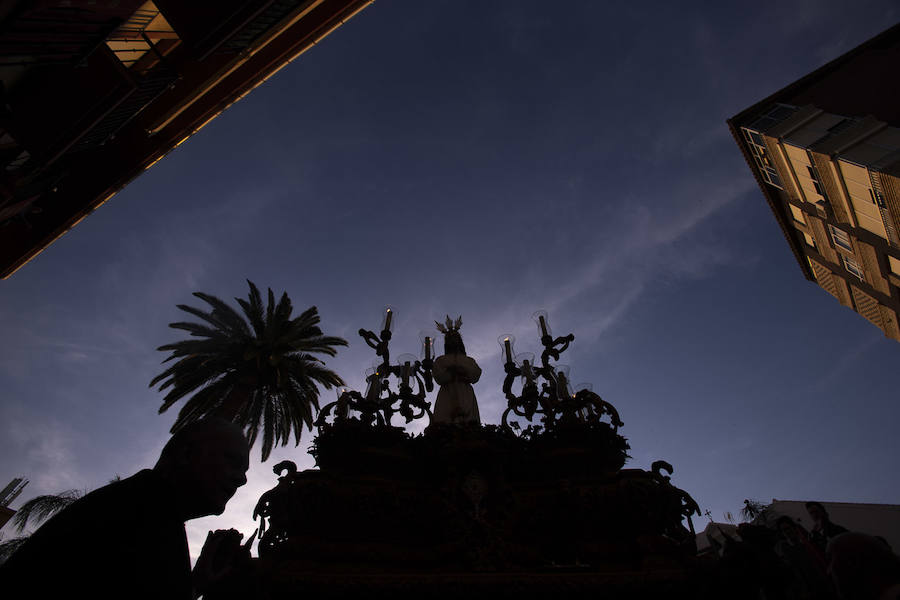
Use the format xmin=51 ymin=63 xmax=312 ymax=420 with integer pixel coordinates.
xmin=728 ymin=24 xmax=900 ymax=341
xmin=0 ymin=0 xmax=372 ymax=278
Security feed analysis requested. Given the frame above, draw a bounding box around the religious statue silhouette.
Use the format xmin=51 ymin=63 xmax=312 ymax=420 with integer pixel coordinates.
xmin=432 ymin=315 xmax=482 ymax=425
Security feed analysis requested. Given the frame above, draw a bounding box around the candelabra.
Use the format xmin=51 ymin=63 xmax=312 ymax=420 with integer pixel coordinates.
xmin=499 ymin=311 xmax=623 ymax=432
xmin=315 ymin=307 xmax=436 ymax=427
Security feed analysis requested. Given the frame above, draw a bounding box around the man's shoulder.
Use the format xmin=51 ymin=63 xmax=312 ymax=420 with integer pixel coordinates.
xmin=13 ymin=470 xmax=163 ymax=546
xmin=827 ymin=521 xmax=849 ymax=536
xmin=0 ymin=470 xmax=192 ymax=598
xmin=63 ymin=470 xmax=158 ymax=515
xmin=95 ymin=469 xmax=160 ymax=499
xmin=0 ymin=472 xmax=140 ymax=575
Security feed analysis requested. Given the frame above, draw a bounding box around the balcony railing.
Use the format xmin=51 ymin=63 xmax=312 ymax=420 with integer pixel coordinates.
xmin=869 ymin=170 xmax=900 ymax=249
xmin=0 ymin=6 xmax=130 ymax=67
xmin=217 ymin=0 xmax=309 ymax=54
xmin=71 ymin=61 xmax=178 ymax=152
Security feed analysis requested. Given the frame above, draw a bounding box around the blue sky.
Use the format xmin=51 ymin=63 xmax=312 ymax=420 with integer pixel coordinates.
xmin=2 ymin=1 xmax=899 ymax=559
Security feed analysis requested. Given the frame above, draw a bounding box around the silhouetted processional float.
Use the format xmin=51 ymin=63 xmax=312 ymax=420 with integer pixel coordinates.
xmin=218 ymin=309 xmax=705 ymax=600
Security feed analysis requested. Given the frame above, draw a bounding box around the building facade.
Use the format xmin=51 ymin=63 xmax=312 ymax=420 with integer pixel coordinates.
xmin=728 ymin=24 xmax=900 ymax=342
xmin=0 ymin=0 xmax=372 ymax=278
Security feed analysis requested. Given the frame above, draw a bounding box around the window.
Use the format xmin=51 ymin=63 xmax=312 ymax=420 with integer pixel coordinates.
xmin=829 ymin=225 xmax=853 ymax=253
xmin=741 ymin=127 xmax=783 ymax=189
xmin=842 ymin=255 xmax=864 ymax=280
xmin=802 ymin=232 xmax=816 ymax=248
xmin=790 ymin=204 xmax=806 ymax=224
xmin=105 ymin=3 xmax=180 ymax=73
xmin=806 ymin=164 xmax=826 ymax=197
xmin=889 ymin=255 xmax=900 ymax=277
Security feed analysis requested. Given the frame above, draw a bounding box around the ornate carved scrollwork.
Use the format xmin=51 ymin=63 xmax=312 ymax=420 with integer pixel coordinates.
xmin=500 ymin=314 xmax=623 ymax=434
xmin=253 ymin=460 xmax=298 ymax=541
xmin=649 ymin=459 xmax=701 ymax=539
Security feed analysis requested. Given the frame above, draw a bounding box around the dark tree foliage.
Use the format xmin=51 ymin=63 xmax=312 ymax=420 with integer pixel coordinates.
xmin=0 ymin=537 xmax=28 ymax=564
xmin=740 ymin=499 xmax=770 ymax=522
xmin=150 ymin=280 xmax=348 ymax=461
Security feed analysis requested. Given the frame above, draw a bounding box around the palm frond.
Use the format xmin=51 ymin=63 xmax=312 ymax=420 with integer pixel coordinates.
xmin=291 ymin=355 xmax=345 ymax=388
xmin=243 ymin=390 xmax=265 ymax=451
xmin=0 ymin=537 xmax=28 ymax=564
xmin=157 ymin=369 xmax=230 ymax=413
xmin=150 ymin=354 xmax=209 ymax=389
xmin=13 ymin=490 xmax=81 ymax=532
xmin=192 ymin=292 xmax=252 ymax=337
xmin=265 ymin=288 xmax=276 ymax=331
xmin=287 ymin=378 xmax=317 ymax=424
xmin=167 ymin=321 xmax=225 ymax=339
xmin=237 ymin=282 xmax=266 ymax=338
xmin=154 ymin=339 xmax=240 ymax=360
xmin=273 ymin=291 xmax=293 ymax=325
xmin=290 ymin=335 xmax=348 ymax=356
xmin=261 ymin=398 xmax=276 ymax=461
xmin=174 ymin=303 xmax=229 ymax=331
xmin=168 ymin=377 xmax=237 ymax=429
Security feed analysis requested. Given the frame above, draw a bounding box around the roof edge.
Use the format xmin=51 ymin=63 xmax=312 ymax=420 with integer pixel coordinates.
xmin=729 ymin=23 xmax=900 ymax=125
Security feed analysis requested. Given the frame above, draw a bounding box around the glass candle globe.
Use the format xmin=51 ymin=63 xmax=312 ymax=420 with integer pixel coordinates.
xmin=497 ymin=334 xmax=516 ymax=365
xmin=397 ymin=353 xmax=417 ymax=387
xmin=419 ymin=330 xmax=437 ymax=360
xmin=532 ymin=310 xmax=552 ymax=338
xmin=381 ymin=305 xmax=396 ymax=332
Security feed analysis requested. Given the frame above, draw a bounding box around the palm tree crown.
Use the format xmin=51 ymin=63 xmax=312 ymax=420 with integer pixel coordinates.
xmin=150 ymin=280 xmax=348 ymax=461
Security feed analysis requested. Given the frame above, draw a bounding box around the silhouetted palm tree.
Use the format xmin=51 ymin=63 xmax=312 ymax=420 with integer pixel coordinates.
xmin=150 ymin=280 xmax=348 ymax=461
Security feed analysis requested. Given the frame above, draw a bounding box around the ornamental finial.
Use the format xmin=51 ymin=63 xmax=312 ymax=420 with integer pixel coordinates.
xmin=434 ymin=315 xmax=462 ymax=334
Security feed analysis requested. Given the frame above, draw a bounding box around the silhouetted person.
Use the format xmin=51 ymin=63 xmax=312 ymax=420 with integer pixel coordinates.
xmin=828 ymin=532 xmax=900 ymax=600
xmin=775 ymin=516 xmax=834 ymax=599
xmin=0 ymin=418 xmax=250 ymax=599
xmin=806 ymin=501 xmax=848 ymax=553
xmin=732 ymin=523 xmax=793 ymax=600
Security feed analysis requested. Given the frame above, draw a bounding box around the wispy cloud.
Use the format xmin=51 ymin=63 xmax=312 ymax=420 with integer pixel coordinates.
xmin=802 ymin=332 xmax=881 ymax=397
xmin=3 ymin=416 xmax=83 ymax=497
xmin=517 ymin=169 xmax=756 ymax=343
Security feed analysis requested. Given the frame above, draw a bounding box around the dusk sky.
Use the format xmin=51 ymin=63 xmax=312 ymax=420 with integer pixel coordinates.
xmin=2 ymin=1 xmax=899 ymax=560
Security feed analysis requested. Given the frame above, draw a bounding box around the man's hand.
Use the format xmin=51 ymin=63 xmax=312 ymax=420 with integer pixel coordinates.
xmin=192 ymin=529 xmax=255 ymax=598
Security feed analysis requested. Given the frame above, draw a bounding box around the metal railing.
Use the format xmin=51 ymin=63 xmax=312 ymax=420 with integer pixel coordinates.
xmin=0 ymin=7 xmax=124 ymax=67
xmin=869 ymin=169 xmax=900 ymax=249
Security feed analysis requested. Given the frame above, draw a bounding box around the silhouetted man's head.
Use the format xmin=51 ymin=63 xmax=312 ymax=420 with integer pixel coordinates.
xmin=805 ymin=501 xmax=828 ymax=525
xmin=155 ymin=419 xmax=250 ymax=520
xmin=776 ymin=516 xmax=802 ymax=543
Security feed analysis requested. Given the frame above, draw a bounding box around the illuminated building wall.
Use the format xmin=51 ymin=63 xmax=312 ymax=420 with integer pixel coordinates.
xmin=728 ymin=24 xmax=900 ymax=341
